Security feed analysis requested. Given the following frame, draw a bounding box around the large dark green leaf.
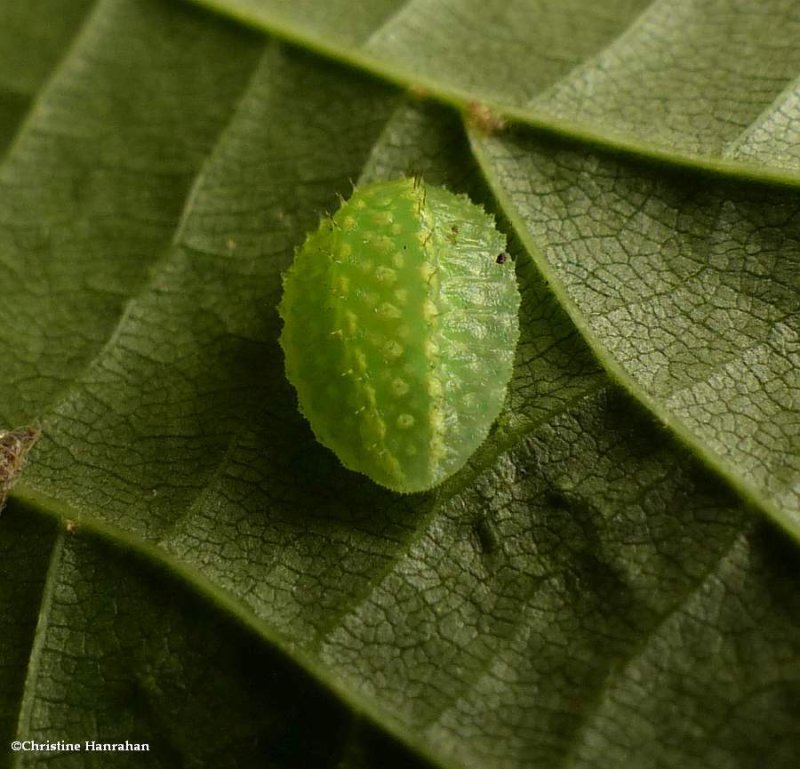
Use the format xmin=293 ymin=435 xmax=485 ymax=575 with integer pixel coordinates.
xmin=1 ymin=1 xmax=799 ymax=768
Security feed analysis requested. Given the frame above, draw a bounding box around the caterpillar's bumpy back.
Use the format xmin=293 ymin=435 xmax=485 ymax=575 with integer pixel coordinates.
xmin=279 ymin=178 xmax=520 ymax=493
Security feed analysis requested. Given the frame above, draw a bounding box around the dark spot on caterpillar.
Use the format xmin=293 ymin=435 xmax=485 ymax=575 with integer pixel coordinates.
xmin=496 ymin=251 xmax=510 ymax=265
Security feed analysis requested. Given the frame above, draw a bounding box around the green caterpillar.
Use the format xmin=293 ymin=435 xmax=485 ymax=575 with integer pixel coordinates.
xmin=279 ymin=178 xmax=520 ymax=493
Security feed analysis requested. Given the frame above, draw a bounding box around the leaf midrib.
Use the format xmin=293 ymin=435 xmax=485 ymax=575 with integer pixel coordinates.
xmin=187 ymin=0 xmax=800 ymax=190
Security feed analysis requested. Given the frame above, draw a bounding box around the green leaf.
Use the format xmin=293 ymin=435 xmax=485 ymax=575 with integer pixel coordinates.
xmin=1 ymin=502 xmax=430 ymax=768
xmin=184 ymin=0 xmax=800 ymax=540
xmin=473 ymin=132 xmax=800 ymax=542
xmin=190 ymin=0 xmax=800 ymax=182
xmin=0 ymin=0 xmax=93 ymax=154
xmin=1 ymin=1 xmax=799 ymax=768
